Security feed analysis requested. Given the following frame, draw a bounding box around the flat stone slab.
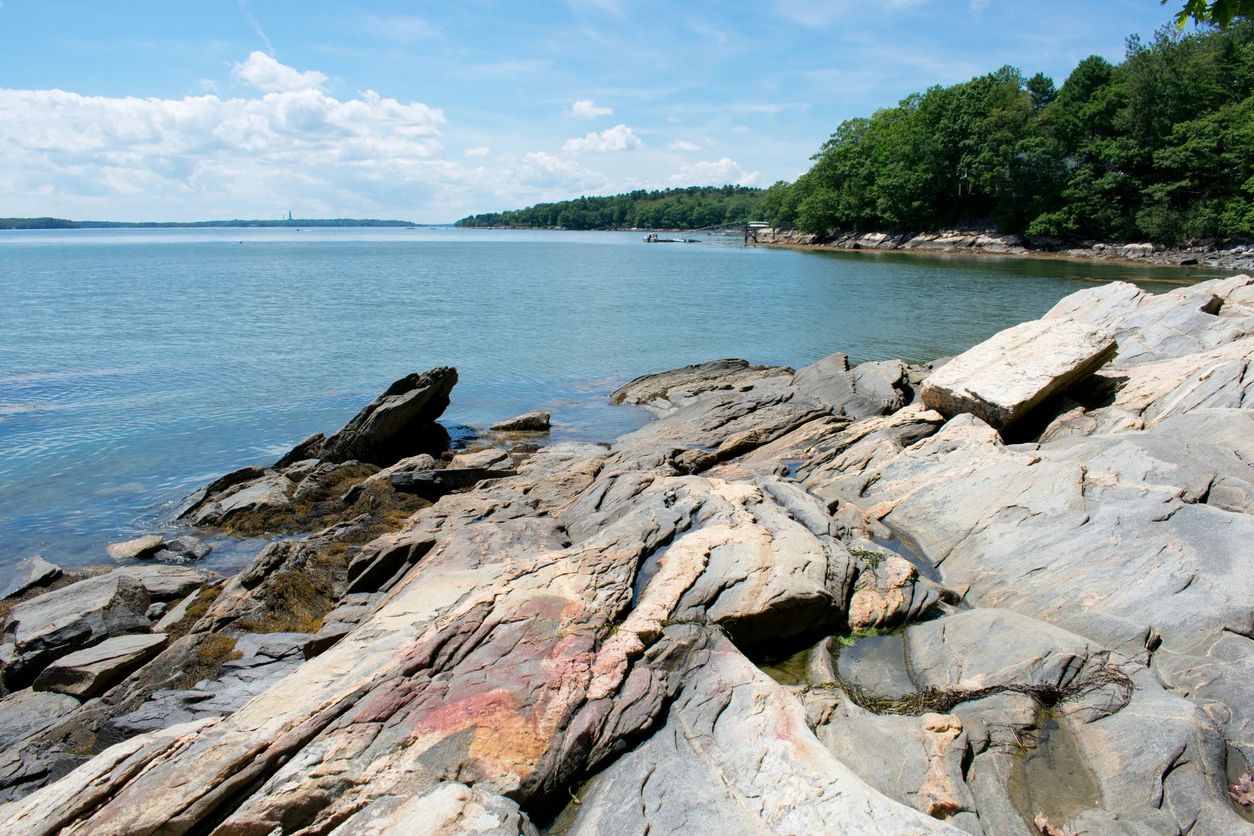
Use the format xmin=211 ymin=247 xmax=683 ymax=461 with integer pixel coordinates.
xmin=1 ymin=573 xmax=152 ymax=690
xmin=919 ymin=319 xmax=1116 ymax=430
xmin=489 ymin=411 xmax=550 ymax=432
xmin=449 ymin=448 xmax=512 ymax=469
xmin=2 ymin=556 xmax=62 ymax=599
xmin=32 ymin=633 xmax=168 ymax=699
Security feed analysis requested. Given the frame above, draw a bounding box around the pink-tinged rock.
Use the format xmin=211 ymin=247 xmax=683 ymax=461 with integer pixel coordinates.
xmin=919 ymin=319 xmax=1116 ymax=431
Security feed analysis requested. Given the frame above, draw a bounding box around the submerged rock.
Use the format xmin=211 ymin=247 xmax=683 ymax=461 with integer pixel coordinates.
xmin=105 ymin=535 xmax=164 ymax=562
xmin=489 ymin=411 xmax=551 ymax=431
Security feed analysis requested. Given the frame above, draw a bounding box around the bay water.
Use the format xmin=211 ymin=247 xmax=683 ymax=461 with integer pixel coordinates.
xmin=0 ymin=227 xmax=1222 ymax=574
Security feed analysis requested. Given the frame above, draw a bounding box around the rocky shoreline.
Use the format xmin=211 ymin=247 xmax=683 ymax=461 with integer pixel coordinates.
xmin=754 ymin=227 xmax=1254 ymax=273
xmin=3 ymin=276 xmax=1254 ymax=833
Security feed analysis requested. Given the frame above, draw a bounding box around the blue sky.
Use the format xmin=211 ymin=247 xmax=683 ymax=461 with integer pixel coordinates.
xmin=0 ymin=1 xmax=1184 ymax=222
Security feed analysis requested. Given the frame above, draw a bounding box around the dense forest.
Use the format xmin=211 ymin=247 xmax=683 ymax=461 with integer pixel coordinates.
xmin=465 ymin=22 xmax=1254 ymax=245
xmin=454 ymin=186 xmax=765 ymax=230
xmin=765 ymin=21 xmax=1254 ymax=244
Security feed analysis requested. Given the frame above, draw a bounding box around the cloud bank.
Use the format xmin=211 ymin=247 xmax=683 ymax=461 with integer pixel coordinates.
xmin=0 ymin=53 xmax=762 ymax=221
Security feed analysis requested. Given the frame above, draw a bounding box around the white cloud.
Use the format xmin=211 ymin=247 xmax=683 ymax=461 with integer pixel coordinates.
xmin=969 ymin=0 xmax=989 ymax=9
xmin=500 ymin=151 xmax=607 ymax=195
xmin=668 ymin=139 xmax=701 ymax=151
xmin=464 ymin=146 xmax=490 ymax=157
xmin=568 ymin=98 xmax=614 ymax=119
xmin=562 ymin=123 xmax=643 ymax=153
xmin=670 ymin=158 xmax=760 ymax=187
xmin=0 ymin=80 xmax=456 ymax=219
xmin=231 ymin=51 xmax=327 ymax=93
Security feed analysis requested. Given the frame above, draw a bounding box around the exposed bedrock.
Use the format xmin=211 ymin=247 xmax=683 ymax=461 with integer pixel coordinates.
xmin=3 ymin=276 xmax=1254 ymax=834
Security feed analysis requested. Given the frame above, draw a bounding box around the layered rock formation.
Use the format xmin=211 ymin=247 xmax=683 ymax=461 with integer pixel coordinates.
xmin=3 ymin=276 xmax=1254 ymax=834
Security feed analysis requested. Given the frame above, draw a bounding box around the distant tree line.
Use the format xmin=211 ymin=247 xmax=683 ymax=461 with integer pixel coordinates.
xmin=0 ymin=218 xmax=79 ymax=229
xmin=455 ymin=186 xmax=767 ymax=230
xmin=763 ymin=21 xmax=1254 ymax=244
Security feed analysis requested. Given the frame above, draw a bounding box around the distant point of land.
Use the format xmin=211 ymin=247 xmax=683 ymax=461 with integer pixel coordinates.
xmin=0 ymin=218 xmax=422 ymax=230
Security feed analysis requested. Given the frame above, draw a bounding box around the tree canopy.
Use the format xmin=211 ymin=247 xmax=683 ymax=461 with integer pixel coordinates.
xmin=765 ymin=21 xmax=1254 ymax=244
xmin=1168 ymin=0 xmax=1254 ymax=29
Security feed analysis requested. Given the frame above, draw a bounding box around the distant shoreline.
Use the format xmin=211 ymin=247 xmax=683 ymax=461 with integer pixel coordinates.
xmin=0 ymin=217 xmax=432 ymax=230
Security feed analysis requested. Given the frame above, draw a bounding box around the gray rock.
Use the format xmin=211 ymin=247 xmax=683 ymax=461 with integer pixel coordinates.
xmin=2 ymin=557 xmax=62 ymax=599
xmin=564 ymin=634 xmax=957 ymax=835
xmin=112 ymin=566 xmax=210 ymax=602
xmin=324 ymin=782 xmax=537 ymax=836
xmin=489 ymin=411 xmax=550 ymax=432
xmin=610 ymin=358 xmax=792 ymax=409
xmin=0 ymin=690 xmax=80 ymax=750
xmin=919 ymin=319 xmax=1116 ymax=431
xmin=105 ymin=535 xmax=164 ymax=561
xmin=152 ymin=592 xmax=198 ymax=632
xmin=320 ymin=367 xmax=458 ymax=465
xmin=102 ymin=633 xmax=307 ymax=740
xmin=388 ymin=466 xmax=510 ymax=498
xmin=0 ymin=573 xmax=151 ymax=690
xmin=448 ymin=448 xmax=513 ymax=470
xmin=33 ymin=633 xmax=168 ymax=699
xmin=151 ymin=536 xmax=211 ymax=564
xmin=274 ymin=432 xmax=326 ymax=468
xmin=193 ymin=473 xmax=293 ymax=526
xmin=1044 ymin=276 xmax=1254 ymax=367
xmin=791 ymin=353 xmax=908 ymax=420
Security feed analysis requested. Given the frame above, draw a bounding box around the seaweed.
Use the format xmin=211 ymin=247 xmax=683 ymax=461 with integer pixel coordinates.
xmin=809 ymin=650 xmax=1134 ymax=717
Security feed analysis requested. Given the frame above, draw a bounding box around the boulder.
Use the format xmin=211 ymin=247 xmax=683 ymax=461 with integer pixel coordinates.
xmin=112 ymin=566 xmax=211 ymax=602
xmin=33 ymin=633 xmax=168 ymax=700
xmin=193 ymin=473 xmax=292 ymax=526
xmin=847 ymin=552 xmax=938 ymax=631
xmin=2 ymin=557 xmax=62 ymax=599
xmin=319 ymin=367 xmax=458 ymax=465
xmin=791 ymin=353 xmax=908 ymax=419
xmin=105 ymin=535 xmax=164 ymax=562
xmin=919 ymin=319 xmax=1116 ymax=431
xmin=489 ymin=411 xmax=551 ymax=432
xmin=0 ymin=573 xmax=151 ymax=690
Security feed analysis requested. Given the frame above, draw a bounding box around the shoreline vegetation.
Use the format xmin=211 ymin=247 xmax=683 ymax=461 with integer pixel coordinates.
xmin=0 ymin=217 xmax=422 ymax=230
xmin=458 ymin=20 xmax=1254 ymax=263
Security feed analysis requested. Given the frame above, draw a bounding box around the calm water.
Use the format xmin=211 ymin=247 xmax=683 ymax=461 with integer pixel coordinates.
xmin=0 ymin=227 xmax=1223 ymax=573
